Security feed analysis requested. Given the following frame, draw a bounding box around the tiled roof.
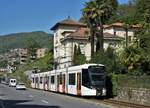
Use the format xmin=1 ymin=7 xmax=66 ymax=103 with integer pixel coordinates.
xmin=104 ymin=22 xmax=141 ymax=29
xmin=103 ymin=32 xmax=122 ymax=40
xmin=62 ymin=27 xmax=122 ymax=41
xmin=68 ymin=28 xmax=89 ymax=39
xmin=51 ymin=18 xmax=86 ymax=30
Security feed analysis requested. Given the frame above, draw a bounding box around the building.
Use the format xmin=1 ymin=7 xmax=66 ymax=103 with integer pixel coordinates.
xmin=16 ymin=48 xmax=47 ymax=64
xmin=51 ymin=18 xmax=86 ymax=69
xmin=18 ymin=48 xmax=28 ymax=64
xmin=36 ymin=48 xmax=47 ymax=59
xmin=104 ymin=22 xmax=140 ymax=45
xmin=0 ymin=68 xmax=8 ymax=73
xmin=51 ymin=18 xmax=139 ymax=69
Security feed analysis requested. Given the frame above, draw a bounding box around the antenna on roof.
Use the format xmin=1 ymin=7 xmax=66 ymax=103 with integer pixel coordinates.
xmin=67 ymin=15 xmax=71 ymax=19
xmin=67 ymin=11 xmax=71 ymax=19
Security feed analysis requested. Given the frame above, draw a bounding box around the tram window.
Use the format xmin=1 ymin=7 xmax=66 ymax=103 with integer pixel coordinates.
xmin=69 ymin=73 xmax=75 ymax=85
xmin=51 ymin=76 xmax=55 ymax=84
xmin=60 ymin=75 xmax=62 ymax=84
xmin=40 ymin=77 xmax=43 ymax=84
xmin=35 ymin=77 xmax=38 ymax=83
xmin=82 ymin=69 xmax=90 ymax=87
xmin=32 ymin=78 xmax=34 ymax=83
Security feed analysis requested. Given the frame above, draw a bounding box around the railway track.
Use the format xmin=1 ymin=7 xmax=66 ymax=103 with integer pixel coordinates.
xmin=101 ymin=99 xmax=150 ymax=108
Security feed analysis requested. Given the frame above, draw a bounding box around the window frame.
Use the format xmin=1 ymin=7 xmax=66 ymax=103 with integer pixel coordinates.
xmin=51 ymin=76 xmax=55 ymax=84
xmin=69 ymin=73 xmax=76 ymax=85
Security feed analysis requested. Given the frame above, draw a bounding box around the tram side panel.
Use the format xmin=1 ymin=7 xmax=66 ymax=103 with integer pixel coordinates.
xmin=67 ymin=68 xmax=83 ymax=96
xmin=31 ymin=64 xmax=106 ymax=96
xmin=57 ymin=70 xmax=66 ymax=93
xmin=31 ymin=77 xmax=35 ymax=88
xmin=31 ymin=75 xmax=39 ymax=89
xmin=35 ymin=77 xmax=39 ymax=89
xmin=50 ymin=76 xmax=56 ymax=91
xmin=49 ymin=70 xmax=56 ymax=92
xmin=43 ymin=74 xmax=49 ymax=91
xmin=39 ymin=75 xmax=44 ymax=90
xmin=67 ymin=72 xmax=77 ymax=95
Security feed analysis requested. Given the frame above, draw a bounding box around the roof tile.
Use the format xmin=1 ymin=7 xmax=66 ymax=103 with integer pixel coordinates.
xmin=51 ymin=18 xmax=86 ymax=30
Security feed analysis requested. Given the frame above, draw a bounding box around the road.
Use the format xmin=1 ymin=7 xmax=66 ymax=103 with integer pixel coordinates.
xmin=0 ymin=84 xmax=116 ymax=108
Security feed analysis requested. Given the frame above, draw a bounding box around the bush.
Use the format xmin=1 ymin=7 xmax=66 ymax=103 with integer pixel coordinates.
xmin=90 ymin=46 xmax=122 ymax=74
xmin=106 ymin=74 xmax=118 ymax=97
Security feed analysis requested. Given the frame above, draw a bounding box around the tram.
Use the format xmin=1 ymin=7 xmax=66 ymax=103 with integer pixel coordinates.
xmin=31 ymin=64 xmax=106 ymax=96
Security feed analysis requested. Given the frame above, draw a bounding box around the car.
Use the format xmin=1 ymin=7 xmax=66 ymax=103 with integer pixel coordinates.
xmin=9 ymin=79 xmax=17 ymax=87
xmin=16 ymin=83 xmax=26 ymax=90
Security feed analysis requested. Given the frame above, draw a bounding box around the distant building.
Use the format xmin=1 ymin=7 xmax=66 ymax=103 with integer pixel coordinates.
xmin=51 ymin=18 xmax=140 ymax=69
xmin=36 ymin=48 xmax=47 ymax=59
xmin=17 ymin=48 xmax=47 ymax=64
xmin=18 ymin=48 xmax=28 ymax=64
xmin=103 ymin=22 xmax=140 ymax=45
xmin=0 ymin=68 xmax=8 ymax=73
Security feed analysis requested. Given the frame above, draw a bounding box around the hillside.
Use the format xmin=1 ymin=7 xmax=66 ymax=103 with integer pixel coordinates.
xmin=0 ymin=31 xmax=53 ymax=53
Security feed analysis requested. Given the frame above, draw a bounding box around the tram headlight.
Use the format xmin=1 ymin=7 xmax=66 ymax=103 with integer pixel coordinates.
xmin=102 ymin=88 xmax=106 ymax=96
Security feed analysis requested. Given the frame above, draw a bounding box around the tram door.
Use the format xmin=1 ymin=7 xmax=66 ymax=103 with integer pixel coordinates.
xmin=35 ymin=77 xmax=38 ymax=88
xmin=37 ymin=77 xmax=39 ymax=88
xmin=44 ymin=76 xmax=48 ymax=91
xmin=35 ymin=77 xmax=37 ymax=88
xmin=77 ymin=73 xmax=81 ymax=96
xmin=62 ymin=74 xmax=65 ymax=93
xmin=57 ymin=75 xmax=60 ymax=92
xmin=47 ymin=77 xmax=49 ymax=90
xmin=43 ymin=76 xmax=46 ymax=90
xmin=34 ymin=78 xmax=36 ymax=88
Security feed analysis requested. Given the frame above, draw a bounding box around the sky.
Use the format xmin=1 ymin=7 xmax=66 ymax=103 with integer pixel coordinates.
xmin=0 ymin=0 xmax=129 ymax=35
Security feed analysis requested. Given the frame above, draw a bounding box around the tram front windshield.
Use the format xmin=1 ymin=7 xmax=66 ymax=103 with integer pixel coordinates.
xmin=88 ymin=66 xmax=105 ymax=87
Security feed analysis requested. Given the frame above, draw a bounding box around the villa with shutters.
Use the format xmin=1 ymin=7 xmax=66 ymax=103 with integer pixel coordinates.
xmin=51 ymin=18 xmax=139 ymax=69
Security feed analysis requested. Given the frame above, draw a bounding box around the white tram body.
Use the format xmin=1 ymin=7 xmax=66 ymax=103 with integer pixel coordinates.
xmin=31 ymin=64 xmax=106 ymax=96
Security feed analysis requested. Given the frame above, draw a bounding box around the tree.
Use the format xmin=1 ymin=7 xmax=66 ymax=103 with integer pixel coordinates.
xmin=0 ymin=60 xmax=8 ymax=68
xmin=119 ymin=22 xmax=150 ymax=75
xmin=90 ymin=46 xmax=120 ymax=74
xmin=123 ymin=22 xmax=132 ymax=48
xmin=82 ymin=0 xmax=118 ymax=55
xmin=72 ymin=45 xmax=86 ymax=65
xmin=109 ymin=0 xmax=136 ymax=23
xmin=135 ymin=0 xmax=150 ymax=23
xmin=82 ymin=1 xmax=96 ymax=57
xmin=72 ymin=45 xmax=77 ymax=65
xmin=33 ymin=50 xmax=53 ymax=72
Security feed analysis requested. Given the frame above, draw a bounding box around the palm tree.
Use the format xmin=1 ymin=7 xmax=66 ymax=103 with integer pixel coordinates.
xmin=82 ymin=0 xmax=118 ymax=56
xmin=82 ymin=1 xmax=97 ymax=57
xmin=123 ymin=23 xmax=130 ymax=47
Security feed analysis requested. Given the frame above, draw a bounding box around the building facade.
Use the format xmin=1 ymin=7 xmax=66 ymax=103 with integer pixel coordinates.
xmin=51 ymin=18 xmax=86 ymax=69
xmin=18 ymin=48 xmax=28 ymax=64
xmin=15 ymin=48 xmax=46 ymax=64
xmin=36 ymin=48 xmax=47 ymax=59
xmin=51 ymin=18 xmax=139 ymax=69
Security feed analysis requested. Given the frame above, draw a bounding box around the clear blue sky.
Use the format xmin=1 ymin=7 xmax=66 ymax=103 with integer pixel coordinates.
xmin=0 ymin=0 xmax=128 ymax=35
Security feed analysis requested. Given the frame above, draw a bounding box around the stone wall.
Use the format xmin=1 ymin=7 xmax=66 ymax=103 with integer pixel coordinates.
xmin=115 ymin=87 xmax=150 ymax=106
